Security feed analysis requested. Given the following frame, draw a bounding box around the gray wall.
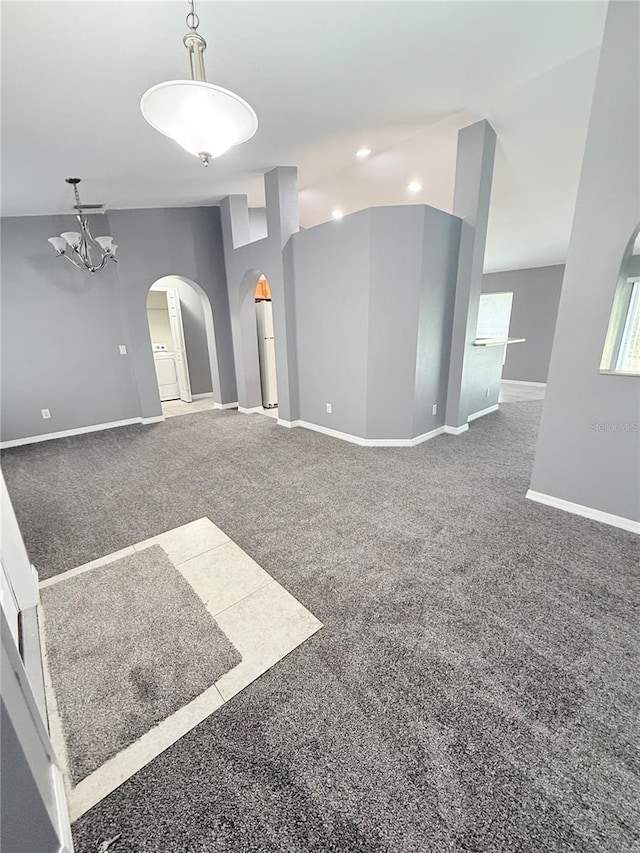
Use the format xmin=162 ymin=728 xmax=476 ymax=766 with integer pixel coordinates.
xmin=108 ymin=206 xmax=235 ymax=415
xmin=292 ymin=210 xmax=371 ymax=438
xmin=220 ymin=168 xmax=300 ymax=422
xmin=530 ymin=1 xmax=640 ymax=522
xmin=248 ymin=207 xmax=268 ymax=242
xmin=413 ymin=207 xmax=462 ymax=435
xmin=0 ymin=214 xmax=140 ymax=441
xmin=1 ymin=206 xmax=234 ymax=443
xmin=482 ymin=264 xmax=564 ymax=383
xmin=445 ymin=120 xmax=498 ymax=428
xmin=464 ymin=347 xmax=505 ymax=416
xmin=291 ymin=204 xmax=461 ymax=440
xmin=367 ymin=206 xmax=424 ymax=440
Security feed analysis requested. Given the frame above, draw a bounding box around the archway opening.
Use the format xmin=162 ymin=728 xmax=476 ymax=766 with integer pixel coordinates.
xmin=254 ymin=275 xmax=278 ymax=412
xmin=146 ymin=275 xmax=219 ymax=418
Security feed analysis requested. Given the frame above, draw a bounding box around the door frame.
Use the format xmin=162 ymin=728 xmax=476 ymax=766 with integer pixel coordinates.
xmin=149 ymin=283 xmax=192 ymax=403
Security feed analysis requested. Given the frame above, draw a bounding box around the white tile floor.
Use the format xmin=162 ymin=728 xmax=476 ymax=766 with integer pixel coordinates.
xmin=161 ymin=399 xmax=278 ymax=419
xmin=161 ymin=398 xmax=217 ymax=418
xmin=499 ymin=380 xmax=546 ymax=403
xmin=40 ymin=518 xmax=322 ymax=821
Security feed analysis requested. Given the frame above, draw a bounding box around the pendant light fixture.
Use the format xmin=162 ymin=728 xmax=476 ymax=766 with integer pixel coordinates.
xmin=48 ymin=178 xmax=117 ymax=274
xmin=140 ymin=0 xmax=258 ymax=165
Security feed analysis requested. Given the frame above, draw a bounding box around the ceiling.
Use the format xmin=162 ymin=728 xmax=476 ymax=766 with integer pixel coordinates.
xmin=1 ymin=1 xmax=606 ymax=271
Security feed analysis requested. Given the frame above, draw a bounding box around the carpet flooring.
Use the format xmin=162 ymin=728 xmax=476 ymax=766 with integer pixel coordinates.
xmin=41 ymin=545 xmax=241 ymax=783
xmin=2 ymin=402 xmax=639 ymax=852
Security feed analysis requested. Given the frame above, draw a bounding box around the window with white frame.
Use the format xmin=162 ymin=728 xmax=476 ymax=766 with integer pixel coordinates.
xmin=615 ymin=279 xmax=640 ymax=373
xmin=601 ymin=227 xmax=640 ymax=376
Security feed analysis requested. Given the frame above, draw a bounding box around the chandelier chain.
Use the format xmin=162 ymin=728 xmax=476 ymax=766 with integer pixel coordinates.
xmin=186 ymin=0 xmax=199 ymax=32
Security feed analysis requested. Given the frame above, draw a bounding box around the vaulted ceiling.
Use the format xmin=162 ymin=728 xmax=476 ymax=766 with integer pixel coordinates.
xmin=1 ymin=1 xmax=606 ymax=271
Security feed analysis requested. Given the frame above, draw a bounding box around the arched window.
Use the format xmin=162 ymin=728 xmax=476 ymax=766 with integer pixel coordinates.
xmin=600 ymin=227 xmax=640 ymax=376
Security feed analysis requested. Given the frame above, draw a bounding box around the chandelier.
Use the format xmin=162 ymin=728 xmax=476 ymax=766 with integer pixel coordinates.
xmin=47 ymin=179 xmax=117 ymax=274
xmin=140 ymin=0 xmax=258 ymax=166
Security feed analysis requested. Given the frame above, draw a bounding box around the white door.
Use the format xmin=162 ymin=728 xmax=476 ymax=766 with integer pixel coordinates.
xmin=165 ymin=288 xmax=192 ymax=403
xmin=1 ymin=473 xmax=73 ymax=853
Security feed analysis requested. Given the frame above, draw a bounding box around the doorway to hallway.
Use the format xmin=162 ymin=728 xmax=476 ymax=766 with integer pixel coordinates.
xmin=147 ymin=287 xmax=191 ymax=404
xmin=146 ymin=276 xmax=217 ymax=418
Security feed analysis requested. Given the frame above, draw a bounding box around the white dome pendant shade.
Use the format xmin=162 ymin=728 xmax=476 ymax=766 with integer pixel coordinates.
xmin=140 ymin=2 xmax=258 ymax=166
xmin=140 ymin=81 xmax=258 ymax=164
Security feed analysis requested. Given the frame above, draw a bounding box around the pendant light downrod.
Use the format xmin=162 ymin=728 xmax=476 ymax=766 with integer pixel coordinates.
xmin=183 ymin=3 xmax=207 ymax=83
xmin=140 ymin=0 xmax=258 ymax=166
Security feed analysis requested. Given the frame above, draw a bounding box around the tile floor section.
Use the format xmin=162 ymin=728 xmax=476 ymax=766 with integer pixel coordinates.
xmin=162 ymin=398 xmax=279 ymax=420
xmin=161 ymin=398 xmax=217 ymax=418
xmin=39 ymin=518 xmax=322 ymax=822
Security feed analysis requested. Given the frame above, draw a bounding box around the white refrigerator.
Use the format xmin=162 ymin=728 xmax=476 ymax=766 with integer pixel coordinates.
xmin=255 ymin=300 xmax=278 ymax=408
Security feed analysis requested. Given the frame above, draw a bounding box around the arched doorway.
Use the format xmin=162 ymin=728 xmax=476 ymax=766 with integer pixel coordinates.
xmin=254 ymin=275 xmax=278 ymax=411
xmin=234 ymin=268 xmax=281 ymax=416
xmin=146 ymin=275 xmax=219 ymax=418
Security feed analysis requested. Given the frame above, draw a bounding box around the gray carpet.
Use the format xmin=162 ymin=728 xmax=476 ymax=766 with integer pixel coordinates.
xmin=2 ymin=401 xmax=639 ymax=852
xmin=41 ymin=545 xmax=241 ymax=783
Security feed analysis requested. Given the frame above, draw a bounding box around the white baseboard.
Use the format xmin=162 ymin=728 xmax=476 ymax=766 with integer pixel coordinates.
xmin=501 ymin=379 xmax=547 ymax=387
xmin=468 ymin=404 xmax=499 ymax=422
xmin=213 ymin=401 xmax=238 ymax=410
xmin=0 ymin=415 xmax=165 ymax=449
xmin=191 ymin=392 xmax=214 ymax=400
xmin=526 ymin=489 xmax=640 ymax=534
xmin=237 ymin=406 xmax=264 ymax=415
xmin=443 ymin=424 xmax=469 ymax=435
xmin=277 ymin=419 xmax=445 ymax=447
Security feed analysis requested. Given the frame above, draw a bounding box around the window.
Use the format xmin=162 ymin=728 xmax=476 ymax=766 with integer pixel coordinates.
xmin=616 ymin=280 xmax=640 ymax=373
xmin=600 ymin=226 xmax=640 ymax=376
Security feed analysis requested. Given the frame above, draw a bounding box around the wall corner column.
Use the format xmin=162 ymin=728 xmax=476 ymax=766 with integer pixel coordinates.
xmin=445 ymin=120 xmax=497 ymax=429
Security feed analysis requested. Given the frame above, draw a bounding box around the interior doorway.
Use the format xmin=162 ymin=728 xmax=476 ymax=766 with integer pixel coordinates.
xmin=146 ymin=277 xmax=216 ymax=418
xmin=255 ymin=275 xmax=278 ymax=413
xmin=147 ymin=287 xmax=191 ymax=403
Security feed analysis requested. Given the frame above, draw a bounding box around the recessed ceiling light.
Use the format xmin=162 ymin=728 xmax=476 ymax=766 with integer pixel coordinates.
xmin=408 ymin=181 xmax=422 ymax=194
xmin=356 ymin=148 xmax=372 ymax=159
xmin=332 ymin=209 xmax=344 ymax=220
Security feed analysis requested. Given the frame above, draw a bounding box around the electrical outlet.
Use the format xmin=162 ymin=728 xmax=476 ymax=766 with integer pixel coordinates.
xmin=486 ymin=387 xmax=490 ymax=397
xmin=41 ymin=408 xmax=51 ymax=419
xmin=119 ymin=345 xmax=127 ymax=355
xmin=432 ymin=404 xmax=438 ymax=416
xmin=326 ymin=403 xmax=332 ymax=414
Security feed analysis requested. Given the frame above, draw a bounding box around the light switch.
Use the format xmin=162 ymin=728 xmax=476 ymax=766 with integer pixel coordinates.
xmin=119 ymin=345 xmax=127 ymax=355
